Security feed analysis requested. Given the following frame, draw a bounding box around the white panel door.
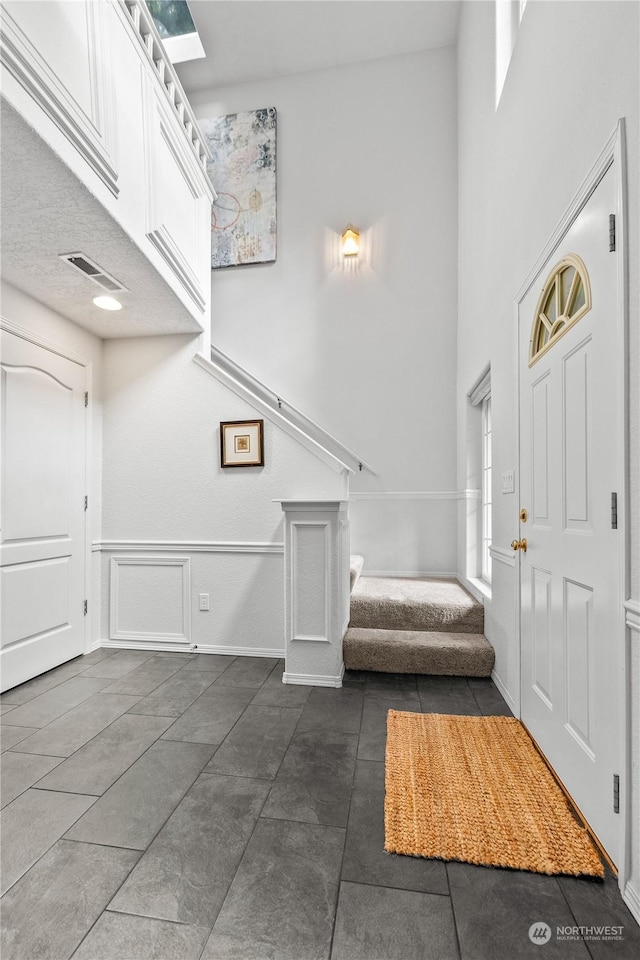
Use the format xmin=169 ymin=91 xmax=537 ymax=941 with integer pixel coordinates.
xmin=518 ymin=163 xmax=622 ymax=864
xmin=1 ymin=331 xmax=86 ymax=691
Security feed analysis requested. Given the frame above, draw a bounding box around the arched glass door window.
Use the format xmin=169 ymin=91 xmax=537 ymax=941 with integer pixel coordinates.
xmin=529 ymin=254 xmax=591 ymax=366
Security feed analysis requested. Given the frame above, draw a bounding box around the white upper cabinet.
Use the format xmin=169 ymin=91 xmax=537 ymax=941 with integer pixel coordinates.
xmin=1 ymin=0 xmax=118 ymax=194
xmin=0 ymin=0 xmax=214 ymax=338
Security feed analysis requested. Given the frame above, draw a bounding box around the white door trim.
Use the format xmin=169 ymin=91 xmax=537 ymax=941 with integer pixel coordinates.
xmin=0 ymin=316 xmax=94 ymax=657
xmin=0 ymin=317 xmax=90 ymax=366
xmin=513 ymin=120 xmax=629 ymax=891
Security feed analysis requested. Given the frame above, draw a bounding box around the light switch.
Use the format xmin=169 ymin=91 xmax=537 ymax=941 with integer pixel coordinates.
xmin=199 ymin=593 xmax=210 ymax=611
xmin=502 ymin=470 xmax=515 ymax=494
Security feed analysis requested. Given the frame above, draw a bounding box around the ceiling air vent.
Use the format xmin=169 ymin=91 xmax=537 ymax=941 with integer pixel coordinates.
xmin=59 ymin=253 xmax=128 ymax=293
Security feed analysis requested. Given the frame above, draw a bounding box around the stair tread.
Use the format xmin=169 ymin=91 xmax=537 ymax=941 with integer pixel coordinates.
xmin=346 ymin=627 xmax=489 ymax=642
xmin=350 ymin=575 xmax=483 ymax=634
xmin=343 ymin=626 xmax=494 ymax=677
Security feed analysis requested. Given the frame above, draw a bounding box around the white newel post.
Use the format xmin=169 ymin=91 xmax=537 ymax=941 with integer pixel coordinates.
xmin=279 ymin=500 xmax=350 ymax=687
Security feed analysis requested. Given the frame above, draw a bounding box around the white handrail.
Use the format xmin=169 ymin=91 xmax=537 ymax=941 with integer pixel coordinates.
xmin=209 ymin=344 xmax=377 ymax=476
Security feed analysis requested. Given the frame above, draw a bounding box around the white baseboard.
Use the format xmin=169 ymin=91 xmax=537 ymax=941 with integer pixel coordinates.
xmin=84 ymin=640 xmax=103 ymax=654
xmin=99 ymin=640 xmax=194 ymax=654
xmin=457 ymin=576 xmax=490 ymax=604
xmin=361 ymin=570 xmax=457 ymax=579
xmin=192 ymin=643 xmax=285 ymax=659
xmin=491 ymin=668 xmax=518 ymax=714
xmin=623 ymin=879 xmax=640 ymax=926
xmin=283 ymin=665 xmax=344 ymax=688
xmin=98 ymin=640 xmax=284 ymax=658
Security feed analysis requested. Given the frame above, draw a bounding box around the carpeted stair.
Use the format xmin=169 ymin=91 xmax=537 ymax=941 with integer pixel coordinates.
xmin=344 ymin=559 xmax=494 ymax=677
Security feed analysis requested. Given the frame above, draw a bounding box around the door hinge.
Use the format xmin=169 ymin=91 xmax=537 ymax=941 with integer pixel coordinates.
xmin=611 ymin=492 xmax=618 ymax=529
xmin=613 ymin=774 xmax=620 ymax=813
xmin=84 ymin=495 xmax=88 ymax=512
xmin=84 ymin=391 xmax=89 ymax=407
xmin=83 ymin=599 xmax=88 ymax=616
xmin=609 ymin=214 xmax=616 ymax=252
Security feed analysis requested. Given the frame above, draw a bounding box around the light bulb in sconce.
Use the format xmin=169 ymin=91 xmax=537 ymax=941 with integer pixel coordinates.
xmin=341 ymin=224 xmax=360 ymax=257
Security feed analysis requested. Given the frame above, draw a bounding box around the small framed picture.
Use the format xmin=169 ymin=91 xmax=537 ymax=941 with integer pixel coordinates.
xmin=220 ymin=419 xmax=264 ymax=467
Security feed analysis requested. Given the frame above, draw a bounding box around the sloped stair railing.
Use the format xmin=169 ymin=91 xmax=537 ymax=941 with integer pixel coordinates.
xmin=201 ymin=344 xmax=377 ymax=476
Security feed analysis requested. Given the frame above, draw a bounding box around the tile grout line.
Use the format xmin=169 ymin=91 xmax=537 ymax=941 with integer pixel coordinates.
xmin=59 ymin=836 xmax=145 ymax=852
xmin=59 ymin=733 xmax=215 ymax=846
xmin=327 ymin=676 xmax=366 ymax=958
xmin=444 ymin=862 xmax=464 ymax=960
xmin=555 ymin=871 xmax=599 ymax=960
xmin=60 ymin=843 xmax=150 ymax=959
xmin=26 ymin=713 xmax=178 ymax=798
xmin=0 ymin=790 xmax=102 ymax=900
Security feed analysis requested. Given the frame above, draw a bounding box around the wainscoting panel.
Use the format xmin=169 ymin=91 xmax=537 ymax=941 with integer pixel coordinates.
xmin=110 ymin=556 xmax=191 ymax=644
xmin=291 ymin=522 xmax=330 ymax=643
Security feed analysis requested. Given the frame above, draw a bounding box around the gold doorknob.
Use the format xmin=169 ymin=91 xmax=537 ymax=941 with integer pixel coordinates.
xmin=511 ymin=538 xmax=527 ymax=552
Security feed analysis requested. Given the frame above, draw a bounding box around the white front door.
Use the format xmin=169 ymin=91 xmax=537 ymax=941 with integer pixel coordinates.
xmin=1 ymin=330 xmax=87 ymax=692
xmin=518 ymin=162 xmax=622 ymax=865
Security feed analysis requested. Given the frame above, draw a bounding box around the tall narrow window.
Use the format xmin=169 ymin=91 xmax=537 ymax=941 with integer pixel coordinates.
xmin=481 ymin=394 xmax=492 ymax=583
xmin=495 ymin=0 xmax=525 ymax=107
xmin=468 ymin=367 xmax=492 ymax=588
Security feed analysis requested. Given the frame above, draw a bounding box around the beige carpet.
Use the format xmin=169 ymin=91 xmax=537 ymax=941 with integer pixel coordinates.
xmin=350 ymin=576 xmax=484 ymax=634
xmin=384 ymin=710 xmax=604 ymax=878
xmin=343 ymin=627 xmax=494 ymax=676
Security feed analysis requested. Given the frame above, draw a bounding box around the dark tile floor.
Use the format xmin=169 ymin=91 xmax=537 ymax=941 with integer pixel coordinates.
xmin=1 ymin=649 xmax=638 ymax=960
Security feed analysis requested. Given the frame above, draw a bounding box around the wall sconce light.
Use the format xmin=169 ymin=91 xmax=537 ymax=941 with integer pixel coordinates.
xmin=341 ymin=224 xmax=360 ymax=257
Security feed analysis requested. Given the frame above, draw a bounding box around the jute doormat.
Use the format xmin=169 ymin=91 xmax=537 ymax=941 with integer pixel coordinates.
xmin=384 ymin=711 xmax=603 ymax=878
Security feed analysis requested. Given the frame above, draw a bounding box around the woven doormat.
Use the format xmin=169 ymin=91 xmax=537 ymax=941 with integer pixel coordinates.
xmin=384 ymin=711 xmax=603 ymax=878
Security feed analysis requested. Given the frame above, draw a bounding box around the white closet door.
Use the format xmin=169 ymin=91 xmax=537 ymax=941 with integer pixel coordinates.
xmin=1 ymin=330 xmax=86 ymax=691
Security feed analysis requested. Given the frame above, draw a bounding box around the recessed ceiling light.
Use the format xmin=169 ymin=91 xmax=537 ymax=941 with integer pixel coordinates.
xmin=93 ymin=296 xmax=122 ymax=311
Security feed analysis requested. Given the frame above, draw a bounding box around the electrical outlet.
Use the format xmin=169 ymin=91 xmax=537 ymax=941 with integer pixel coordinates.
xmin=199 ymin=593 xmax=210 ymax=611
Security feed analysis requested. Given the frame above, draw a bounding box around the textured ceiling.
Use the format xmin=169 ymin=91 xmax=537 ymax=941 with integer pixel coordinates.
xmin=177 ymin=0 xmax=461 ymax=93
xmin=0 ymin=102 xmax=203 ymax=339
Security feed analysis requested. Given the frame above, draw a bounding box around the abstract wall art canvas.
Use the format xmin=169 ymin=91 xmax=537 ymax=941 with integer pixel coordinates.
xmin=201 ymin=108 xmax=277 ymax=268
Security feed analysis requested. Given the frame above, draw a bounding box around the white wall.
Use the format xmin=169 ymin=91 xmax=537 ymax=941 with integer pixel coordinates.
xmin=0 ymin=280 xmax=104 ymax=648
xmin=189 ymin=47 xmax=459 ymax=575
xmin=99 ymin=334 xmax=347 ymax=654
xmin=456 ymin=0 xmax=639 ymax=910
